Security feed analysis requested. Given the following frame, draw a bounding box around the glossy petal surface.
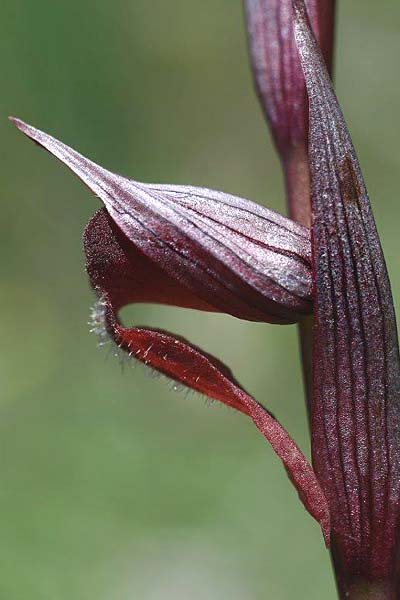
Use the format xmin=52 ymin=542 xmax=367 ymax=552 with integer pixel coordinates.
xmin=11 ymin=117 xmax=312 ymax=323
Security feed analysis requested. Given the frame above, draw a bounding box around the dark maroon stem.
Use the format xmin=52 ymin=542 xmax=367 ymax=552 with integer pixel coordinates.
xmin=283 ymin=146 xmax=311 ymax=229
xmin=285 ymin=150 xmax=359 ymax=600
xmin=330 ymin=543 xmax=398 ymax=599
xmin=343 ymin=580 xmax=396 ymax=600
xmin=283 ymin=138 xmax=356 ymax=600
xmin=283 ymin=145 xmax=313 ymax=416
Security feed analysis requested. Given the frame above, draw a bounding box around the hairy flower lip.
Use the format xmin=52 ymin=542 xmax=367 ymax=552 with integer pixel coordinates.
xmin=294 ymin=0 xmax=400 ymax=586
xmin=85 ymin=206 xmax=330 ymax=541
xmin=9 ymin=111 xmax=330 ymax=539
xmin=15 ymin=0 xmax=400 ymax=592
xmin=10 ymin=116 xmax=313 ymax=324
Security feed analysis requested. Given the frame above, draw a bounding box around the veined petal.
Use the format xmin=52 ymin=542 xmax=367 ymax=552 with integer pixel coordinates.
xmin=245 ymin=0 xmax=334 ymax=155
xmin=294 ymin=0 xmax=400 ymax=584
xmin=11 ymin=117 xmax=312 ymax=323
xmin=86 ymin=207 xmax=330 ymax=540
xmin=244 ymin=0 xmax=335 ymax=224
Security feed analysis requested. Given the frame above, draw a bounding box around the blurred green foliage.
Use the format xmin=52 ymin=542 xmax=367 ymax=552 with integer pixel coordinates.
xmin=1 ymin=1 xmax=400 ymax=598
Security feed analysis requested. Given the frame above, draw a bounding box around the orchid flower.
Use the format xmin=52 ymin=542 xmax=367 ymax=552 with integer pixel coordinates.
xmin=11 ymin=0 xmax=400 ymax=597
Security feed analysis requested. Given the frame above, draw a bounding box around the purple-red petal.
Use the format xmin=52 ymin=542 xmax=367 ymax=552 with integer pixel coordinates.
xmin=86 ymin=207 xmax=330 ymax=540
xmin=11 ymin=117 xmax=312 ymax=324
xmin=244 ymin=0 xmax=335 ymax=225
xmin=245 ymin=0 xmax=335 ymax=155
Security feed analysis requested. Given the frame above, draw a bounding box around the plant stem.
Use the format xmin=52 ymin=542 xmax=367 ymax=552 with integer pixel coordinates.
xmin=283 ymin=149 xmax=313 ymax=413
xmin=284 ymin=147 xmax=348 ymax=597
xmin=343 ymin=581 xmax=396 ymax=600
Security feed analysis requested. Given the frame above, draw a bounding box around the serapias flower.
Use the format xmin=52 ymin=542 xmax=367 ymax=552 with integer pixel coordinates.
xmin=9 ymin=117 xmax=330 ymax=539
xmin=12 ymin=0 xmax=400 ymax=596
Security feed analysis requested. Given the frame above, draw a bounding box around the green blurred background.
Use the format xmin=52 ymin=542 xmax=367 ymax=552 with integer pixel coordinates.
xmin=1 ymin=1 xmax=399 ymax=598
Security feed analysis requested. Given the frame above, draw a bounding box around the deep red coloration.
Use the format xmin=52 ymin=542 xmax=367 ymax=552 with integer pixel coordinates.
xmin=11 ymin=116 xmax=330 ymax=537
xmin=85 ymin=207 xmax=330 ymax=539
xmin=294 ymin=0 xmax=400 ymax=590
xmin=13 ymin=1 xmax=400 ymax=595
xmin=245 ymin=0 xmax=335 ymax=225
xmin=11 ymin=117 xmax=313 ymax=324
xmin=245 ymin=0 xmax=334 ymax=156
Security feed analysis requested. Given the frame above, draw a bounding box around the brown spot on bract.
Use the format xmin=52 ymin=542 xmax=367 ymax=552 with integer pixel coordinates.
xmin=339 ymin=157 xmax=362 ymax=205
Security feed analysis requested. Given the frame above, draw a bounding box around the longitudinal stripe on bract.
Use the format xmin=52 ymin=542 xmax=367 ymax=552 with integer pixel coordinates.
xmin=293 ymin=0 xmax=400 ymax=576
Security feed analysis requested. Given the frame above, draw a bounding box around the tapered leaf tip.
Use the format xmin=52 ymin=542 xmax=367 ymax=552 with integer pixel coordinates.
xmin=9 ymin=116 xmax=35 ymax=138
xmin=9 ymin=116 xmax=25 ymax=129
